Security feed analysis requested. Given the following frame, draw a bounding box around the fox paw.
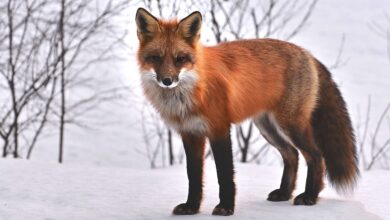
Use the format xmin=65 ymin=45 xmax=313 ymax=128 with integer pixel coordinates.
xmin=172 ymin=203 xmax=199 ymax=215
xmin=267 ymin=189 xmax=291 ymax=201
xmin=212 ymin=204 xmax=234 ymax=216
xmin=293 ymin=193 xmax=317 ymax=205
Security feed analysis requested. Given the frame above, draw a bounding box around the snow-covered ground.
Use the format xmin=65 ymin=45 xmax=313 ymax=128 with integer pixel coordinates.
xmin=0 ymin=159 xmax=386 ymax=220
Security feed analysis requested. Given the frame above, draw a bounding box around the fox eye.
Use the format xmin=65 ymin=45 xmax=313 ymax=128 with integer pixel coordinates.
xmin=146 ymin=55 xmax=161 ymax=63
xmin=176 ymin=55 xmax=188 ymax=64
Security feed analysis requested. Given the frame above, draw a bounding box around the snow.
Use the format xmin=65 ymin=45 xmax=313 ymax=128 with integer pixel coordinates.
xmin=0 ymin=159 xmax=385 ymax=220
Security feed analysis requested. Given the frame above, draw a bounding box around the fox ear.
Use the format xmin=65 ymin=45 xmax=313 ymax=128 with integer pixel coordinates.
xmin=135 ymin=8 xmax=160 ymax=41
xmin=177 ymin=11 xmax=202 ymax=43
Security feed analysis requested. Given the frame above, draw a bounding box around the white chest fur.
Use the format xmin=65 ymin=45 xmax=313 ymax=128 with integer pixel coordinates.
xmin=141 ymin=69 xmax=209 ymax=135
xmin=165 ymin=115 xmax=208 ymax=135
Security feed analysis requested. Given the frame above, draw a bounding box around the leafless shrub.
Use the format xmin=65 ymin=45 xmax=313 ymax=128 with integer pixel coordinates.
xmin=329 ymin=33 xmax=349 ymax=70
xmin=369 ymin=12 xmax=390 ymax=62
xmin=138 ymin=102 xmax=175 ymax=168
xmin=357 ymin=12 xmax=390 ymax=170
xmin=356 ymin=97 xmax=390 ymax=170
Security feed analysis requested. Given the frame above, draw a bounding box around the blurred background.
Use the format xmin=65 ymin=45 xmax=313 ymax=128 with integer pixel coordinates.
xmin=0 ymin=0 xmax=389 ymax=171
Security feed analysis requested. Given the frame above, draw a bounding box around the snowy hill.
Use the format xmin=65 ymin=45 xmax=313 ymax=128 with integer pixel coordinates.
xmin=0 ymin=159 xmax=385 ymax=220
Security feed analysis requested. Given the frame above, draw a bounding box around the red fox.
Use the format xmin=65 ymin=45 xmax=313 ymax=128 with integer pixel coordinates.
xmin=135 ymin=8 xmax=359 ymax=216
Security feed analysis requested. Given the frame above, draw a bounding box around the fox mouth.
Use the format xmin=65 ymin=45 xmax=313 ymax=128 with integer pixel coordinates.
xmin=157 ymin=79 xmax=179 ymax=89
xmin=141 ymin=68 xmax=198 ymax=90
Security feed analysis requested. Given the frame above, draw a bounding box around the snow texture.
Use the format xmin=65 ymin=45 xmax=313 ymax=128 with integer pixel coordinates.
xmin=0 ymin=159 xmax=385 ymax=220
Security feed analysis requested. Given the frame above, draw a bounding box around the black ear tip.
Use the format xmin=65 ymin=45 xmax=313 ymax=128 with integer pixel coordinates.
xmin=193 ymin=11 xmax=202 ymax=21
xmin=136 ymin=7 xmax=146 ymax=17
xmin=135 ymin=8 xmax=145 ymax=24
xmin=137 ymin=7 xmax=146 ymax=13
xmin=136 ymin=7 xmax=159 ymax=23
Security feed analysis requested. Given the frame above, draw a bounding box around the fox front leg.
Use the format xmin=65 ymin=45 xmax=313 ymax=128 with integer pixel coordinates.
xmin=172 ymin=133 xmax=205 ymax=215
xmin=209 ymin=127 xmax=236 ymax=216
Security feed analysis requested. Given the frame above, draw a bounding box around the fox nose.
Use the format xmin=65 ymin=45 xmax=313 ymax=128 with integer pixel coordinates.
xmin=162 ymin=77 xmax=172 ymax=86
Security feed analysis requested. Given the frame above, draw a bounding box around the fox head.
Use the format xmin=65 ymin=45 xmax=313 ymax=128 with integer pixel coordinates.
xmin=135 ymin=8 xmax=202 ymax=89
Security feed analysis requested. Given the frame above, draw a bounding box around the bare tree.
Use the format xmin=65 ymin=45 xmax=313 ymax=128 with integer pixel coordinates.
xmin=329 ymin=33 xmax=349 ymax=70
xmin=369 ymin=12 xmax=390 ymax=62
xmin=0 ymin=0 xmax=133 ymax=162
xmin=202 ymin=0 xmax=318 ymax=42
xmin=54 ymin=0 xmax=132 ymax=163
xmin=0 ymin=0 xmax=60 ymax=158
xmin=356 ymin=98 xmax=390 ymax=170
xmin=366 ymin=103 xmax=390 ymax=170
xmin=354 ymin=12 xmax=390 ymax=170
xmin=138 ymin=102 xmax=170 ymax=168
xmin=58 ymin=0 xmax=66 ymax=163
xmin=235 ymin=122 xmax=254 ymax=162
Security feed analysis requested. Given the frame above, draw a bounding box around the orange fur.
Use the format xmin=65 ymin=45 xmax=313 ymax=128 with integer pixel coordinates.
xmin=135 ymin=8 xmax=358 ymax=213
xmin=137 ymin=24 xmax=316 ymax=137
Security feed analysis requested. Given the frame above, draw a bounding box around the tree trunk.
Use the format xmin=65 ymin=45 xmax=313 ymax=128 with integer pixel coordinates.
xmin=241 ymin=147 xmax=248 ymax=163
xmin=2 ymin=140 xmax=8 ymax=157
xmin=168 ymin=128 xmax=174 ymax=165
xmin=58 ymin=0 xmax=66 ymax=163
xmin=7 ymin=0 xmax=18 ymax=158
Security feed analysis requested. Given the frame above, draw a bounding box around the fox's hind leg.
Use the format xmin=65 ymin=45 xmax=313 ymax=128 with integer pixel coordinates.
xmin=253 ymin=113 xmax=299 ymax=202
xmin=287 ymin=125 xmax=324 ymax=205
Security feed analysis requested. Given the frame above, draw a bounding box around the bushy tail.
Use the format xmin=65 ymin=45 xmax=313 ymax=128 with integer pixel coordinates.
xmin=311 ymin=60 xmax=359 ymax=194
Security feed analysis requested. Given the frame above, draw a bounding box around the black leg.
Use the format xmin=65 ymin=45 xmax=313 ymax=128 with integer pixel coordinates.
xmin=268 ymin=147 xmax=298 ymax=201
xmin=254 ymin=114 xmax=299 ymax=202
xmin=172 ymin=133 xmax=205 ymax=215
xmin=209 ymin=128 xmax=235 ymax=216
xmin=289 ymin=126 xmax=324 ymax=205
